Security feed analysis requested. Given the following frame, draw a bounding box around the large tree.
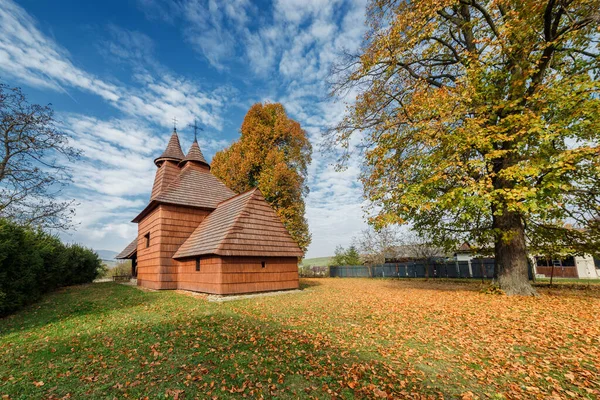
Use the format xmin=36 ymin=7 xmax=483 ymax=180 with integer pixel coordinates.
xmin=0 ymin=84 xmax=79 ymax=229
xmin=329 ymin=0 xmax=600 ymax=294
xmin=212 ymin=102 xmax=312 ymax=253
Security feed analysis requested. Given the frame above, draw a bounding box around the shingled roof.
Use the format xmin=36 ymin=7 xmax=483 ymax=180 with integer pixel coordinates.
xmin=116 ymin=238 xmax=137 ymax=259
xmin=154 ymin=129 xmax=185 ymax=166
xmin=133 ymin=163 xmax=236 ymax=222
xmin=154 ymin=163 xmax=235 ymax=208
xmin=179 ymin=140 xmax=209 ymax=168
xmin=173 ymin=188 xmax=303 ymax=259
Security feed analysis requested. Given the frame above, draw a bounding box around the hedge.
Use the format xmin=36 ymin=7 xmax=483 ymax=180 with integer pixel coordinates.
xmin=0 ymin=218 xmax=105 ymax=317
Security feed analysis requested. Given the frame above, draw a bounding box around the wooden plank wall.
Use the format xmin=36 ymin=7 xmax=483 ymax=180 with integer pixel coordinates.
xmin=535 ymin=266 xmax=579 ymax=278
xmin=218 ymin=256 xmax=299 ymax=294
xmin=136 ymin=203 xmax=299 ymax=294
xmin=175 ymin=256 xmax=299 ymax=294
xmin=176 ymin=256 xmax=222 ymax=293
xmin=137 ymin=204 xmax=209 ymax=290
xmin=155 ymin=205 xmax=210 ymax=289
xmin=136 ymin=206 xmax=162 ymax=289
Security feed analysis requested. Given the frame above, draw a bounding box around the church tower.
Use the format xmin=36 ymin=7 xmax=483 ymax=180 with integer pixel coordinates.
xmin=179 ymin=138 xmax=210 ymax=170
xmin=151 ymin=129 xmax=185 ymax=199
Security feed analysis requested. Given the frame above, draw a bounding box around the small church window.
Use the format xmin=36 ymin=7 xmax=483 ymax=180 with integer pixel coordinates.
xmin=144 ymin=232 xmax=150 ymax=248
xmin=196 ymin=257 xmax=200 ymax=271
xmin=261 ymin=261 xmax=266 ymax=269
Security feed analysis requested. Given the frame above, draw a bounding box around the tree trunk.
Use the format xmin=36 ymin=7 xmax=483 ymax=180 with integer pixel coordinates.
xmin=494 ymin=211 xmax=536 ymax=296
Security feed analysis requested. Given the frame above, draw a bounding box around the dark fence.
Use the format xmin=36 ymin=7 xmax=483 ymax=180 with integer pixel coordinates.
xmin=330 ymin=258 xmax=498 ymax=279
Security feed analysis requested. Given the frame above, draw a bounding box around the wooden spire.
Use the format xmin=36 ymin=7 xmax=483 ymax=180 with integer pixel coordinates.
xmin=179 ymin=140 xmax=209 ymax=168
xmin=154 ymin=129 xmax=185 ymax=166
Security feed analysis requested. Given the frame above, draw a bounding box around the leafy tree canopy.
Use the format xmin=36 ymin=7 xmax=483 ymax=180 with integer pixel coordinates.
xmin=329 ymin=0 xmax=600 ymax=294
xmin=212 ymin=103 xmax=312 ymax=253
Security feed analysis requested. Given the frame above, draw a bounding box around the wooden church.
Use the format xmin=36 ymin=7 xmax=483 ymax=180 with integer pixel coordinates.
xmin=116 ymin=128 xmax=302 ymax=294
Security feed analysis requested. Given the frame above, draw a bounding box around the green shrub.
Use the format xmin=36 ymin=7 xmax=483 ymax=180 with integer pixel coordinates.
xmin=0 ymin=218 xmax=104 ymax=316
xmin=108 ymin=262 xmax=132 ymax=278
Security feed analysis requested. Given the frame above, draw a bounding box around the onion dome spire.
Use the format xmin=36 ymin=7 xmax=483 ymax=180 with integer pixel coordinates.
xmin=154 ymin=128 xmax=185 ymax=166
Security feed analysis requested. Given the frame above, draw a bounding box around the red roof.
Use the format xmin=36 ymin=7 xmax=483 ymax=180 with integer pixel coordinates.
xmin=154 ymin=129 xmax=185 ymax=166
xmin=457 ymin=242 xmax=472 ymax=252
xmin=173 ymin=188 xmax=303 ymax=258
xmin=116 ymin=238 xmax=137 ymax=259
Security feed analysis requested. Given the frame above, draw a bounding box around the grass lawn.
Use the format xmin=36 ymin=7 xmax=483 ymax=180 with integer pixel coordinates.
xmin=1 ymin=279 xmax=599 ymax=399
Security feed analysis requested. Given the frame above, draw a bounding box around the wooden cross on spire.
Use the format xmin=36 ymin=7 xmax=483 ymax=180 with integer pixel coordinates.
xmin=189 ymin=119 xmax=203 ymax=142
xmin=172 ymin=117 xmax=178 ymax=131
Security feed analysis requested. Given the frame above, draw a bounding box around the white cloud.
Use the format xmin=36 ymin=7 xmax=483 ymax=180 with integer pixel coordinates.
xmin=180 ymin=0 xmax=254 ymax=70
xmin=0 ymin=0 xmax=226 ymax=131
xmin=60 ymin=194 xmax=144 ymax=251
xmin=149 ymin=0 xmax=370 ymax=257
xmin=2 ymin=0 xmax=372 ymax=257
xmin=0 ymin=0 xmax=241 ymax=253
xmin=0 ymin=0 xmax=121 ymax=101
xmin=59 ymin=115 xmax=158 ymax=198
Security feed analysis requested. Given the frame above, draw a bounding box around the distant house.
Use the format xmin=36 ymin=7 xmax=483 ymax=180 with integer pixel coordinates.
xmin=534 ymin=255 xmax=599 ymax=279
xmin=116 ymin=129 xmax=303 ymax=294
xmin=454 ymin=242 xmax=600 ymax=279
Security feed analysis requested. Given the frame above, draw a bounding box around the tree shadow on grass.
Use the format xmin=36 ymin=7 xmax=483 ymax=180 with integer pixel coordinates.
xmin=298 ymin=278 xmax=323 ymax=290
xmin=2 ymin=281 xmax=593 ymax=399
xmin=0 ymin=292 xmax=453 ymax=400
xmin=371 ymin=277 xmax=600 ymax=299
xmin=362 ymin=277 xmax=488 ymax=293
xmin=534 ymin=282 xmax=600 ymax=300
xmin=0 ymin=283 xmax=159 ymax=337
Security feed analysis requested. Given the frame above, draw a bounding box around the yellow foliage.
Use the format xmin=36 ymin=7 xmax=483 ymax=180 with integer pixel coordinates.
xmin=212 ymin=103 xmax=312 ymax=253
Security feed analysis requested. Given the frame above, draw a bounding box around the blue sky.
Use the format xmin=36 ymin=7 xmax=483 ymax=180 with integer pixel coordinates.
xmin=0 ymin=0 xmax=368 ymax=257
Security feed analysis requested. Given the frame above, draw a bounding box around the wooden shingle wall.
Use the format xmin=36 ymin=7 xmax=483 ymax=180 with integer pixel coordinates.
xmin=136 ymin=206 xmax=162 ymax=289
xmin=137 ymin=204 xmax=209 ymax=290
xmin=154 ymin=163 xmax=235 ymax=209
xmin=174 ymin=256 xmax=299 ymax=294
xmin=176 ymin=256 xmax=222 ymax=293
xmin=151 ymin=160 xmax=180 ymax=200
xmin=218 ymin=256 xmax=299 ymax=294
xmin=218 ymin=195 xmax=304 ymax=257
xmin=174 ymin=189 xmax=303 ymax=259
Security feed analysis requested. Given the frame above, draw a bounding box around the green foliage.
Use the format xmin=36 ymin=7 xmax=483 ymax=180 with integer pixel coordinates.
xmin=330 ymin=0 xmax=600 ymax=294
xmin=0 ymin=218 xmax=103 ymax=316
xmin=332 ymin=245 xmax=362 ymax=265
xmin=105 ymin=262 xmax=132 ymax=278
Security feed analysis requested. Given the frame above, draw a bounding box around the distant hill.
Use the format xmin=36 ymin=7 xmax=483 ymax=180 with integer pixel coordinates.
xmin=95 ymin=249 xmax=118 ymax=261
xmin=300 ymin=256 xmax=333 ymax=267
